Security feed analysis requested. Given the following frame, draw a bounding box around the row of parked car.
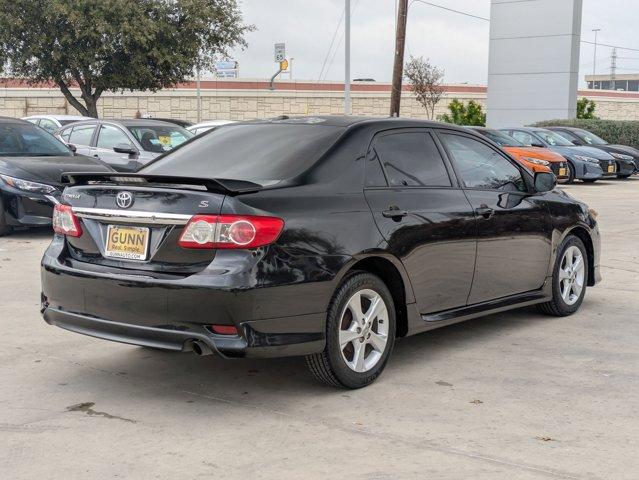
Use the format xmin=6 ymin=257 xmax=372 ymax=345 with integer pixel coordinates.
xmin=0 ymin=113 xmax=635 ymax=237
xmin=472 ymin=126 xmax=639 ymax=183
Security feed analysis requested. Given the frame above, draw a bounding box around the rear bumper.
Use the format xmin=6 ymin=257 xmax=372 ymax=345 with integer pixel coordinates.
xmin=42 ymin=307 xmax=325 ymax=358
xmin=41 ymin=236 xmax=333 ymax=358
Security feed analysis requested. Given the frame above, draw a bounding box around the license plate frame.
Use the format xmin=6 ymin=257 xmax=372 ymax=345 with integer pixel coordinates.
xmin=104 ymin=225 xmax=150 ymax=261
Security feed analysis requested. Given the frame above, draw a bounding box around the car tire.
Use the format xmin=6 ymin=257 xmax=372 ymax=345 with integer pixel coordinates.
xmin=538 ymin=235 xmax=588 ymax=317
xmin=305 ymin=272 xmax=396 ymax=389
xmin=582 ymin=179 xmax=597 ymax=183
xmin=0 ymin=197 xmax=13 ymax=237
xmin=566 ymin=162 xmax=575 ymax=184
xmin=617 ymin=174 xmax=631 ymax=179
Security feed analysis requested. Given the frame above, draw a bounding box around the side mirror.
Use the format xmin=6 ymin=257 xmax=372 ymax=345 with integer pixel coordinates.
xmin=113 ymin=143 xmax=139 ymax=156
xmin=534 ymin=171 xmax=557 ymax=192
xmin=572 ymin=139 xmax=584 ymax=146
xmin=66 ymin=143 xmax=77 ymax=153
xmin=530 ymin=141 xmax=545 ymax=148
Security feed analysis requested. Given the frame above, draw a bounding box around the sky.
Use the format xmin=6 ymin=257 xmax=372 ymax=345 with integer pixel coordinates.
xmin=226 ymin=0 xmax=639 ymax=87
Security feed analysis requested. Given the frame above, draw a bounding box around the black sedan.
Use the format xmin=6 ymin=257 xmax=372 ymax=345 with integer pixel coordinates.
xmin=548 ymin=126 xmax=638 ymax=178
xmin=0 ymin=117 xmax=113 ymax=236
xmin=41 ymin=117 xmax=601 ymax=388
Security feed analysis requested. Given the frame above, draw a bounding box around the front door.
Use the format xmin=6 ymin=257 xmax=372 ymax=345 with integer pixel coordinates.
xmin=364 ymin=128 xmax=477 ymax=314
xmin=438 ymin=132 xmax=552 ymax=304
xmin=90 ymin=124 xmax=141 ymax=172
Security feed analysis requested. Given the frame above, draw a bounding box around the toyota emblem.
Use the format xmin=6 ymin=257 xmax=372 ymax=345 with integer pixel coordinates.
xmin=116 ymin=191 xmax=134 ymax=209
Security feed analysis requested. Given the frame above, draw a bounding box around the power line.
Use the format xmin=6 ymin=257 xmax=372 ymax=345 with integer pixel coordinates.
xmin=322 ymin=0 xmax=360 ymax=81
xmin=409 ymin=0 xmax=489 ymax=21
xmin=317 ymin=8 xmax=345 ymax=82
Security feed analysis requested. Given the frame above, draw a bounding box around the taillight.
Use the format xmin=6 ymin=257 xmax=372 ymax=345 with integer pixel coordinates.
xmin=52 ymin=204 xmax=82 ymax=237
xmin=178 ymin=215 xmax=284 ymax=249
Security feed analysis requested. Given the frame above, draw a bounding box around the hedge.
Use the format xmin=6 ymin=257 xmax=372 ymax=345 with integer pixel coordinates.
xmin=533 ymin=119 xmax=639 ymax=150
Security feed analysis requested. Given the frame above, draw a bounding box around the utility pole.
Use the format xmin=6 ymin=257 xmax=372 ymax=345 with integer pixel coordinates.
xmin=390 ymin=0 xmax=408 ymax=117
xmin=344 ymin=0 xmax=351 ymax=115
xmin=196 ymin=66 xmax=202 ymax=123
xmin=611 ymin=47 xmax=617 ymax=91
xmin=592 ymin=28 xmax=601 ymax=77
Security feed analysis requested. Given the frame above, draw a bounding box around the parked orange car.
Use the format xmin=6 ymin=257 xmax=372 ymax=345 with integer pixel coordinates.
xmin=472 ymin=127 xmax=569 ymax=182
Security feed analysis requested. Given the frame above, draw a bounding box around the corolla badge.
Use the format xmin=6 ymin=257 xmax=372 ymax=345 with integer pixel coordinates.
xmin=116 ymin=191 xmax=134 ymax=209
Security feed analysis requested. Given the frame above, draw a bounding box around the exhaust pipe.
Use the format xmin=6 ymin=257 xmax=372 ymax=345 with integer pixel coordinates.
xmin=191 ymin=340 xmax=213 ymax=356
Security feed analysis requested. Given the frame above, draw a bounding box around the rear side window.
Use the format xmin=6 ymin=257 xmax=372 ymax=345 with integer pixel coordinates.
xmin=59 ymin=127 xmax=71 ymax=142
xmin=38 ymin=118 xmax=58 ymax=133
xmin=440 ymin=133 xmax=525 ymax=192
xmin=68 ymin=124 xmax=96 ymax=146
xmin=142 ymin=123 xmax=344 ymax=183
xmin=371 ymin=131 xmax=451 ymax=187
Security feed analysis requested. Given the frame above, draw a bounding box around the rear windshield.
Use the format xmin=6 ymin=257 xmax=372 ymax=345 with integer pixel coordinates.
xmin=141 ymin=123 xmax=344 ymax=183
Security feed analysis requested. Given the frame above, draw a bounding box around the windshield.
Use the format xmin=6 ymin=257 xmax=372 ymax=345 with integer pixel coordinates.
xmin=0 ymin=122 xmax=72 ymax=157
xmin=578 ymin=130 xmax=608 ymax=145
xmin=127 ymin=125 xmax=193 ymax=153
xmin=481 ymin=130 xmax=524 ymax=147
xmin=141 ymin=123 xmax=345 ymax=183
xmin=536 ymin=130 xmax=574 ymax=146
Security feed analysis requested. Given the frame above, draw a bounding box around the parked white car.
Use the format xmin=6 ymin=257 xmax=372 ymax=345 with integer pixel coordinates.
xmin=187 ymin=120 xmax=235 ymax=135
xmin=22 ymin=115 xmax=93 ymax=134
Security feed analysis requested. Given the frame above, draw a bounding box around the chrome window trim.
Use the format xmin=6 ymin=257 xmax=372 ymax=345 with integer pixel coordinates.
xmin=72 ymin=207 xmax=192 ymax=225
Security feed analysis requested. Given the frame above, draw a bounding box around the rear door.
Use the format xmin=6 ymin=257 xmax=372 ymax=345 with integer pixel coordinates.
xmin=364 ymin=128 xmax=477 ymax=314
xmin=438 ymin=131 xmax=552 ymax=304
xmin=90 ymin=124 xmax=142 ymax=171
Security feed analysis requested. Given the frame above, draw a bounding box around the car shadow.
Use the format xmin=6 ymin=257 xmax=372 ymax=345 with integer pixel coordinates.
xmin=52 ymin=304 xmax=568 ymax=406
xmin=4 ymin=226 xmax=53 ymax=240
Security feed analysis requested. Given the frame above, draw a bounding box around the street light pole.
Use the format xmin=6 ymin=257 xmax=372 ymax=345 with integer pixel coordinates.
xmin=592 ymin=28 xmax=601 ymax=78
xmin=390 ymin=0 xmax=408 ymax=117
xmin=344 ymin=0 xmax=351 ymax=115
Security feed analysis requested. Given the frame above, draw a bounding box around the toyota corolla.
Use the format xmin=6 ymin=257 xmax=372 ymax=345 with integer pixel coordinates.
xmin=41 ymin=116 xmax=601 ymax=388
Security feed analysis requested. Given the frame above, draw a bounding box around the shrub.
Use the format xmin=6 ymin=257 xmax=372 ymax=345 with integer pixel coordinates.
xmin=576 ymin=97 xmax=597 ymax=119
xmin=533 ymin=119 xmax=639 ymax=150
xmin=438 ymin=99 xmax=486 ymax=126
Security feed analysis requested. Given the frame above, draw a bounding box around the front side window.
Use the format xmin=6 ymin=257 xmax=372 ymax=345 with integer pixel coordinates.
xmin=371 ymin=131 xmax=451 ymax=187
xmin=127 ymin=125 xmax=192 ymax=153
xmin=480 ymin=130 xmax=524 ymax=147
xmin=68 ymin=124 xmax=96 ymax=146
xmin=0 ymin=122 xmax=72 ymax=156
xmin=553 ymin=130 xmax=580 ymax=144
xmin=536 ymin=130 xmax=574 ymax=146
xmin=509 ymin=130 xmax=537 ymax=146
xmin=440 ymin=133 xmax=526 ymax=192
xmin=97 ymin=125 xmax=131 ymax=149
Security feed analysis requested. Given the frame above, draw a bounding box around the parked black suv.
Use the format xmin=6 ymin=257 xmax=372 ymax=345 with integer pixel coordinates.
xmin=41 ymin=117 xmax=601 ymax=388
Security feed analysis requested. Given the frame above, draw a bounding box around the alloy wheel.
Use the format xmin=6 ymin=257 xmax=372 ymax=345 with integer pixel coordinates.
xmin=338 ymin=289 xmax=389 ymax=373
xmin=559 ymin=245 xmax=585 ymax=305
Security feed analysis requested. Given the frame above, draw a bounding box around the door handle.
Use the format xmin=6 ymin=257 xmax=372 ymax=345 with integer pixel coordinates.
xmin=382 ymin=206 xmax=408 ymax=219
xmin=475 ymin=204 xmax=494 ymax=219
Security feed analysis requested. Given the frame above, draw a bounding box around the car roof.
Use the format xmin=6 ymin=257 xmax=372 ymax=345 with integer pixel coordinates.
xmin=0 ymin=116 xmax=32 ymax=125
xmin=23 ymin=114 xmax=92 ymax=121
xmin=500 ymin=126 xmax=550 ymax=133
xmin=58 ymin=118 xmax=180 ymax=128
xmin=238 ymin=115 xmax=480 ymax=132
xmin=189 ymin=120 xmax=235 ymax=128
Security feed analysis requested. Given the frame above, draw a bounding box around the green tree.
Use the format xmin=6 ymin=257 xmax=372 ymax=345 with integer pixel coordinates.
xmin=577 ymin=97 xmax=597 ymax=119
xmin=439 ymin=99 xmax=486 ymax=126
xmin=0 ymin=0 xmax=253 ymax=117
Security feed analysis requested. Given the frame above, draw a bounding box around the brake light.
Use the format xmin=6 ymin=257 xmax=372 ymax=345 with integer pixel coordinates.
xmin=52 ymin=204 xmax=82 ymax=237
xmin=178 ymin=215 xmax=284 ymax=249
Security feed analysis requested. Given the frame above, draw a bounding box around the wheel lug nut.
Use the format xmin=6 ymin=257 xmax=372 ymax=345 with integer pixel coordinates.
xmin=356 ymin=328 xmax=361 ymax=334
xmin=359 ymin=338 xmax=364 ymax=343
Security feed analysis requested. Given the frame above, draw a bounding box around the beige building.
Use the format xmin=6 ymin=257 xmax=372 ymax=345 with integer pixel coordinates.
xmin=1 ymin=78 xmax=638 ymax=123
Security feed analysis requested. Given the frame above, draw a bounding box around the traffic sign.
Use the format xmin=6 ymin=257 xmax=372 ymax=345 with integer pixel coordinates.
xmin=274 ymin=43 xmax=286 ymax=62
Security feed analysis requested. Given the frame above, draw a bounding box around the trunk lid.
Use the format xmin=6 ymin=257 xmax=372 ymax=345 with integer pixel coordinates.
xmin=59 ymin=173 xmax=262 ymax=274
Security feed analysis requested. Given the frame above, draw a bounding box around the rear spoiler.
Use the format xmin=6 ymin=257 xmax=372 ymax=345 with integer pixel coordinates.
xmin=61 ymin=172 xmax=263 ymax=194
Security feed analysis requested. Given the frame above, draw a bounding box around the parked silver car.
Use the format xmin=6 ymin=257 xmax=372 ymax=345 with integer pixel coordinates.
xmin=56 ymin=119 xmax=193 ymax=172
xmin=22 ymin=115 xmax=93 ymax=134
